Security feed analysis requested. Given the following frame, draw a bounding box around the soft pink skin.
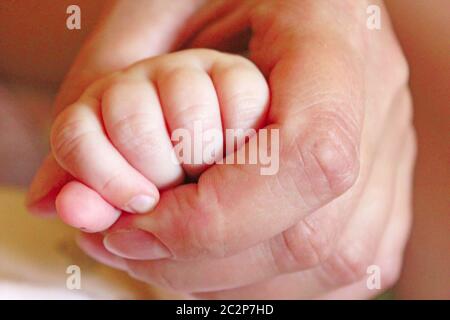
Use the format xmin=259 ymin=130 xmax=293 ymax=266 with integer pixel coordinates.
xmin=48 ymin=49 xmax=269 ymax=232
xmin=56 ymin=181 xmax=121 ymax=232
xmin=27 ymin=0 xmax=416 ymax=299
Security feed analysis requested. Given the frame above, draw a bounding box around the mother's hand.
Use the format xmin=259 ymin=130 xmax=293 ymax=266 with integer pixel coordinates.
xmin=28 ymin=0 xmax=415 ymax=299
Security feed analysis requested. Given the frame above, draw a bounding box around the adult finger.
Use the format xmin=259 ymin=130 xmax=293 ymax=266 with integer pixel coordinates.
xmin=117 ymin=6 xmax=367 ymax=260
xmin=194 ymin=126 xmax=415 ymax=296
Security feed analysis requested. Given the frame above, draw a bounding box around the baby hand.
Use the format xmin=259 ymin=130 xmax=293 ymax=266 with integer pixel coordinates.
xmin=51 ymin=49 xmax=269 ymax=232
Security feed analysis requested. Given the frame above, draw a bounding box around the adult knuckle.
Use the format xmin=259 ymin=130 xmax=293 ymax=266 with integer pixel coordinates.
xmin=323 ymin=244 xmax=376 ymax=286
xmin=395 ymin=89 xmax=414 ymax=130
xmin=126 ymin=263 xmax=148 ymax=284
xmin=312 ymin=110 xmax=359 ymax=190
xmin=152 ymin=266 xmax=185 ymax=292
xmin=288 ymin=108 xmax=360 ymax=205
xmin=379 ymin=257 xmax=403 ymax=289
xmin=377 ymin=42 xmax=409 ymax=93
xmin=391 ymin=50 xmax=410 ymax=89
xmin=273 ymin=219 xmax=334 ymax=272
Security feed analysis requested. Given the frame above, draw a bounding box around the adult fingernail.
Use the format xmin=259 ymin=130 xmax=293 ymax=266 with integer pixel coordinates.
xmin=76 ymin=233 xmax=128 ymax=271
xmin=104 ymin=229 xmax=171 ymax=260
xmin=126 ymin=195 xmax=157 ymax=214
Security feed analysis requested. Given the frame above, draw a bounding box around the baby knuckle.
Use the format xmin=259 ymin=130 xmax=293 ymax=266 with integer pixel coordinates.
xmin=162 ymin=66 xmax=195 ymax=85
xmin=225 ymin=93 xmax=267 ymax=127
xmin=51 ymin=112 xmax=92 ymax=165
xmin=225 ymin=53 xmax=258 ymax=69
xmin=110 ymin=113 xmax=162 ymax=151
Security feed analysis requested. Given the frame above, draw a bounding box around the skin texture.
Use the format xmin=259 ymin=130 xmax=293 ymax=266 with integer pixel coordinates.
xmin=25 ymin=0 xmax=418 ymax=299
xmin=52 ymin=49 xmax=269 ymax=232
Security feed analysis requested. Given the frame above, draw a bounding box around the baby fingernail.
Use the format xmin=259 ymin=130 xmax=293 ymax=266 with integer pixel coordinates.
xmin=126 ymin=195 xmax=157 ymax=214
xmin=104 ymin=229 xmax=171 ymax=260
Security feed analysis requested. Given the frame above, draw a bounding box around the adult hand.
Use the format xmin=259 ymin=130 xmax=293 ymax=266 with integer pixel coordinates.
xmin=28 ymin=0 xmax=415 ymax=299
